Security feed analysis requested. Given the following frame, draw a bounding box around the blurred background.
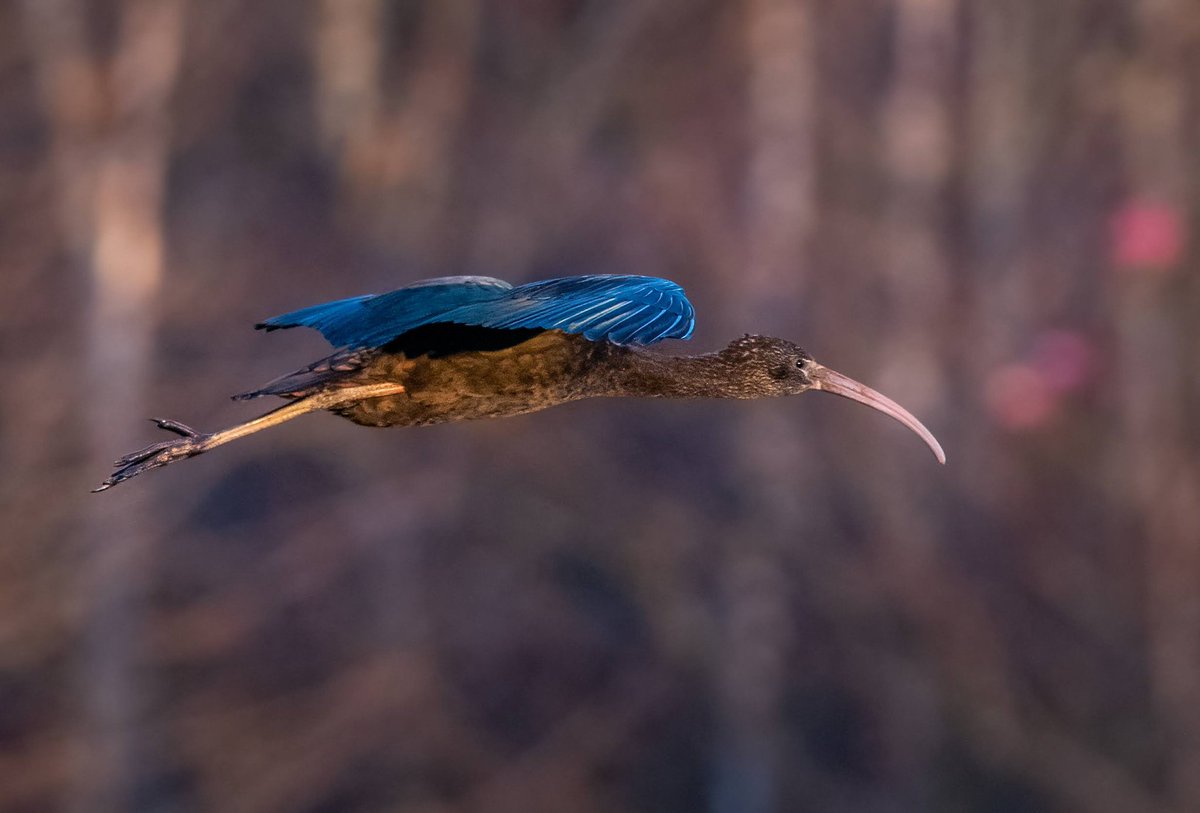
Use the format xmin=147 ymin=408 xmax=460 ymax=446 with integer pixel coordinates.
xmin=2 ymin=1 xmax=1199 ymax=811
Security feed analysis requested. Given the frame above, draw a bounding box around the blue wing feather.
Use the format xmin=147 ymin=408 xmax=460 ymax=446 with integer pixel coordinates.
xmin=444 ymin=276 xmax=695 ymax=344
xmin=257 ymin=274 xmax=695 ymax=348
xmin=256 ymin=276 xmax=513 ymax=348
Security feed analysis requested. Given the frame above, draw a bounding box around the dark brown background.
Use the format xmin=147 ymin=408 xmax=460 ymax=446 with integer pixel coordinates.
xmin=2 ymin=1 xmax=1199 ymax=811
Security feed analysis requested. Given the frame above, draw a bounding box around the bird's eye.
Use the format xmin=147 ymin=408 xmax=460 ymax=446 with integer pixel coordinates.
xmin=795 ymin=358 xmax=806 ymax=369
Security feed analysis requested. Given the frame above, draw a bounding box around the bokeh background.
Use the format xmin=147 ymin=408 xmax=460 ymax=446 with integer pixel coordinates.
xmin=3 ymin=1 xmax=1199 ymax=811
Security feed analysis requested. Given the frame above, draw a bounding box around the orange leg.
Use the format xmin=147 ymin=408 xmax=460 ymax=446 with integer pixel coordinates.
xmin=93 ymin=383 xmax=405 ymax=492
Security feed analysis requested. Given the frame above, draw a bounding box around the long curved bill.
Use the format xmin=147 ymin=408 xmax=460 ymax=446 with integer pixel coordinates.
xmin=809 ymin=364 xmax=946 ymax=464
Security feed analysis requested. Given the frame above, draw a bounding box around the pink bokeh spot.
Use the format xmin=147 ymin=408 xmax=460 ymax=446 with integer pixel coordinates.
xmin=1032 ymin=330 xmax=1094 ymax=394
xmin=1110 ymin=199 xmax=1186 ymax=272
xmin=985 ymin=363 xmax=1058 ymax=431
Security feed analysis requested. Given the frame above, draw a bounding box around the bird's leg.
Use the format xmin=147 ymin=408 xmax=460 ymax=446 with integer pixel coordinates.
xmin=93 ymin=382 xmax=406 ymax=492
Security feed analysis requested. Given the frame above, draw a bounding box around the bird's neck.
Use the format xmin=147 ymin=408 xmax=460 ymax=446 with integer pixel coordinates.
xmin=603 ymin=347 xmax=750 ymax=399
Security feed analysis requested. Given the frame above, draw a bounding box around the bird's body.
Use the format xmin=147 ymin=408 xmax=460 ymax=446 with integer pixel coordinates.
xmin=96 ymin=274 xmax=944 ymax=491
xmin=309 ymin=331 xmax=613 ymax=427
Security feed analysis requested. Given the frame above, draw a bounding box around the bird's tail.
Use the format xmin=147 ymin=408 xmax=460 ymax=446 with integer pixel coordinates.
xmin=233 ymin=348 xmax=377 ymax=401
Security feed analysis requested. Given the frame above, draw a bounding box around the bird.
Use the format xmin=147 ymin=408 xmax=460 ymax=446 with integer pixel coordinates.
xmin=94 ymin=274 xmax=944 ymax=491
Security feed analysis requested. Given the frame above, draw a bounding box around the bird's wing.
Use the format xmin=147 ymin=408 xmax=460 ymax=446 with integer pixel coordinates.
xmin=438 ymin=275 xmax=695 ymax=345
xmin=256 ymin=276 xmax=514 ymax=348
xmin=257 ymin=274 xmax=695 ymax=348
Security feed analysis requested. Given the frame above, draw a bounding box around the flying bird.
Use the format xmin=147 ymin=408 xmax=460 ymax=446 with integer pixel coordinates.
xmin=95 ymin=274 xmax=944 ymax=491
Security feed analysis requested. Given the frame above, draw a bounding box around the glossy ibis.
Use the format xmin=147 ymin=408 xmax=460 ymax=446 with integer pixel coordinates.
xmin=95 ymin=275 xmax=944 ymax=491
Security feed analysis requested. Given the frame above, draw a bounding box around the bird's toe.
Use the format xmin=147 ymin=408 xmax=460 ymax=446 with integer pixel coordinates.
xmin=100 ymin=432 xmax=210 ymax=491
xmin=150 ymin=417 xmax=199 ymax=437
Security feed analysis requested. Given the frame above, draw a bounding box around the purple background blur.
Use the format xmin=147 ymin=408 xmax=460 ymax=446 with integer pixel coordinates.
xmin=3 ymin=1 xmax=1199 ymax=811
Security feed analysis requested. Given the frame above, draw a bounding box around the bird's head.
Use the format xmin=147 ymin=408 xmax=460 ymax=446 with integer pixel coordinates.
xmin=719 ymin=335 xmax=946 ymax=463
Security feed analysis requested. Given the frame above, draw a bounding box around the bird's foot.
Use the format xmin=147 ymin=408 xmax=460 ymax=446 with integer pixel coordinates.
xmin=93 ymin=419 xmax=210 ymax=492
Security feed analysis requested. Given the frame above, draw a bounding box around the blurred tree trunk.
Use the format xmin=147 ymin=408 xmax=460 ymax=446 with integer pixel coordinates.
xmin=315 ymin=0 xmax=479 ymax=263
xmin=964 ymin=1 xmax=1034 ymax=372
xmin=1117 ymin=1 xmax=1200 ymax=809
xmin=870 ymin=0 xmax=959 ymax=805
xmin=22 ymin=0 xmax=184 ymax=808
xmin=713 ymin=2 xmax=815 ymax=812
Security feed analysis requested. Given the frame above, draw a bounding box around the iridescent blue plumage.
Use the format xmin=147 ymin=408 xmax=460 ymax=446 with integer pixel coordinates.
xmin=256 ymin=274 xmax=695 ymax=348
